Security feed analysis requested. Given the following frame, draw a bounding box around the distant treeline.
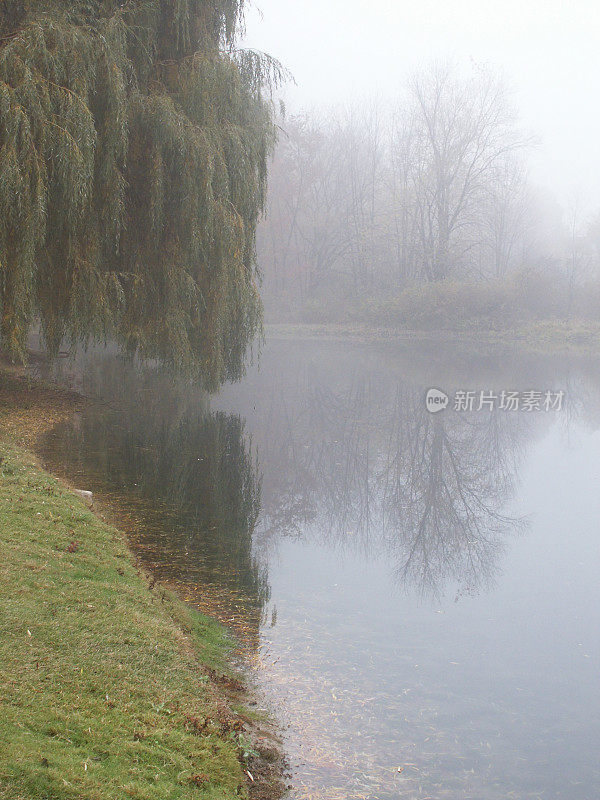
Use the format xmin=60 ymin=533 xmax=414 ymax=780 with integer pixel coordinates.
xmin=258 ymin=63 xmax=600 ymax=327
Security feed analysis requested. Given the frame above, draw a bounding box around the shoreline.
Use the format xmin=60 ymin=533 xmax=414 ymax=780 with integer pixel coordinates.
xmin=264 ymin=320 xmax=600 ymax=356
xmin=0 ymin=364 xmax=287 ymax=800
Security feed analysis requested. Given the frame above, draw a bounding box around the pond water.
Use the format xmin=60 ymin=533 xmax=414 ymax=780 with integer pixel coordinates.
xmin=37 ymin=339 xmax=600 ymax=800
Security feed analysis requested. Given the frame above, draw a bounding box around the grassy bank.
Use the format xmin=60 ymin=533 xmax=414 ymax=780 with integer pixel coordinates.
xmin=0 ymin=442 xmax=250 ymax=799
xmin=0 ymin=368 xmax=283 ymax=800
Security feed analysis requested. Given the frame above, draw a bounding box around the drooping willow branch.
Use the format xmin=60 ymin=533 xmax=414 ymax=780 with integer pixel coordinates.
xmin=0 ymin=0 xmax=286 ymax=388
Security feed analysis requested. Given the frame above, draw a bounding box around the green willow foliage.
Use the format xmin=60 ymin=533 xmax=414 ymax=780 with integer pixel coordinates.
xmin=0 ymin=0 xmax=282 ymax=387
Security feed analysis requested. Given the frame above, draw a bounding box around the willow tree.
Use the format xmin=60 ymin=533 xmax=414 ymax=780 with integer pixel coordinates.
xmin=0 ymin=0 xmax=282 ymax=387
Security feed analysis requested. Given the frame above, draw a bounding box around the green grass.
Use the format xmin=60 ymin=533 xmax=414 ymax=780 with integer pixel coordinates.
xmin=0 ymin=442 xmax=248 ymax=800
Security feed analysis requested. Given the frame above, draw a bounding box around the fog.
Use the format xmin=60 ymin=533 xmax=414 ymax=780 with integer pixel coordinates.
xmin=240 ymin=1 xmax=600 ymax=327
xmin=243 ymin=0 xmax=600 ymax=205
xmin=3 ymin=4 xmax=600 ymax=800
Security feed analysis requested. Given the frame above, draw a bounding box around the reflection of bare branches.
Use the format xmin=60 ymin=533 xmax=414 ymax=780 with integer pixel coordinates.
xmin=253 ymin=377 xmax=379 ymax=551
xmin=40 ymin=345 xmax=558 ymax=607
xmin=241 ymin=354 xmax=534 ymax=599
xmin=381 ymin=393 xmax=527 ymax=599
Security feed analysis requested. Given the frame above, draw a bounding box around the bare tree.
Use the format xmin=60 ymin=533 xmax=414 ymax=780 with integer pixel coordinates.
xmin=339 ymin=102 xmax=385 ymax=291
xmin=564 ymin=196 xmax=593 ymax=318
xmin=393 ymin=63 xmax=529 ymax=281
xmin=257 ymin=63 xmax=537 ymax=315
xmin=258 ymin=107 xmax=386 ymax=305
xmin=477 ymin=157 xmax=531 ymax=278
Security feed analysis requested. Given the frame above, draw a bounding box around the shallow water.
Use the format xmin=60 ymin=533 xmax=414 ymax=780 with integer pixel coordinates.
xmin=38 ymin=340 xmax=600 ymax=799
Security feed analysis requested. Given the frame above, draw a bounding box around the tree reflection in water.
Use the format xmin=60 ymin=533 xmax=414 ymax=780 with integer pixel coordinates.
xmin=40 ymin=346 xmax=548 ymax=639
xmin=35 ymin=345 xmax=597 ymax=800
xmin=381 ymin=391 xmax=527 ymax=598
xmin=242 ymin=368 xmax=533 ymax=600
xmin=38 ymin=357 xmax=268 ymax=649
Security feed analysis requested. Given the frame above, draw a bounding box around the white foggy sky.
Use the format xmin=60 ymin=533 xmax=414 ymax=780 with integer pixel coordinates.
xmin=242 ymin=0 xmax=600 ymax=211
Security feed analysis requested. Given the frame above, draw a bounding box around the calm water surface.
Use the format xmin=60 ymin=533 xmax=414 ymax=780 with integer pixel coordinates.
xmin=38 ymin=340 xmax=600 ymax=800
